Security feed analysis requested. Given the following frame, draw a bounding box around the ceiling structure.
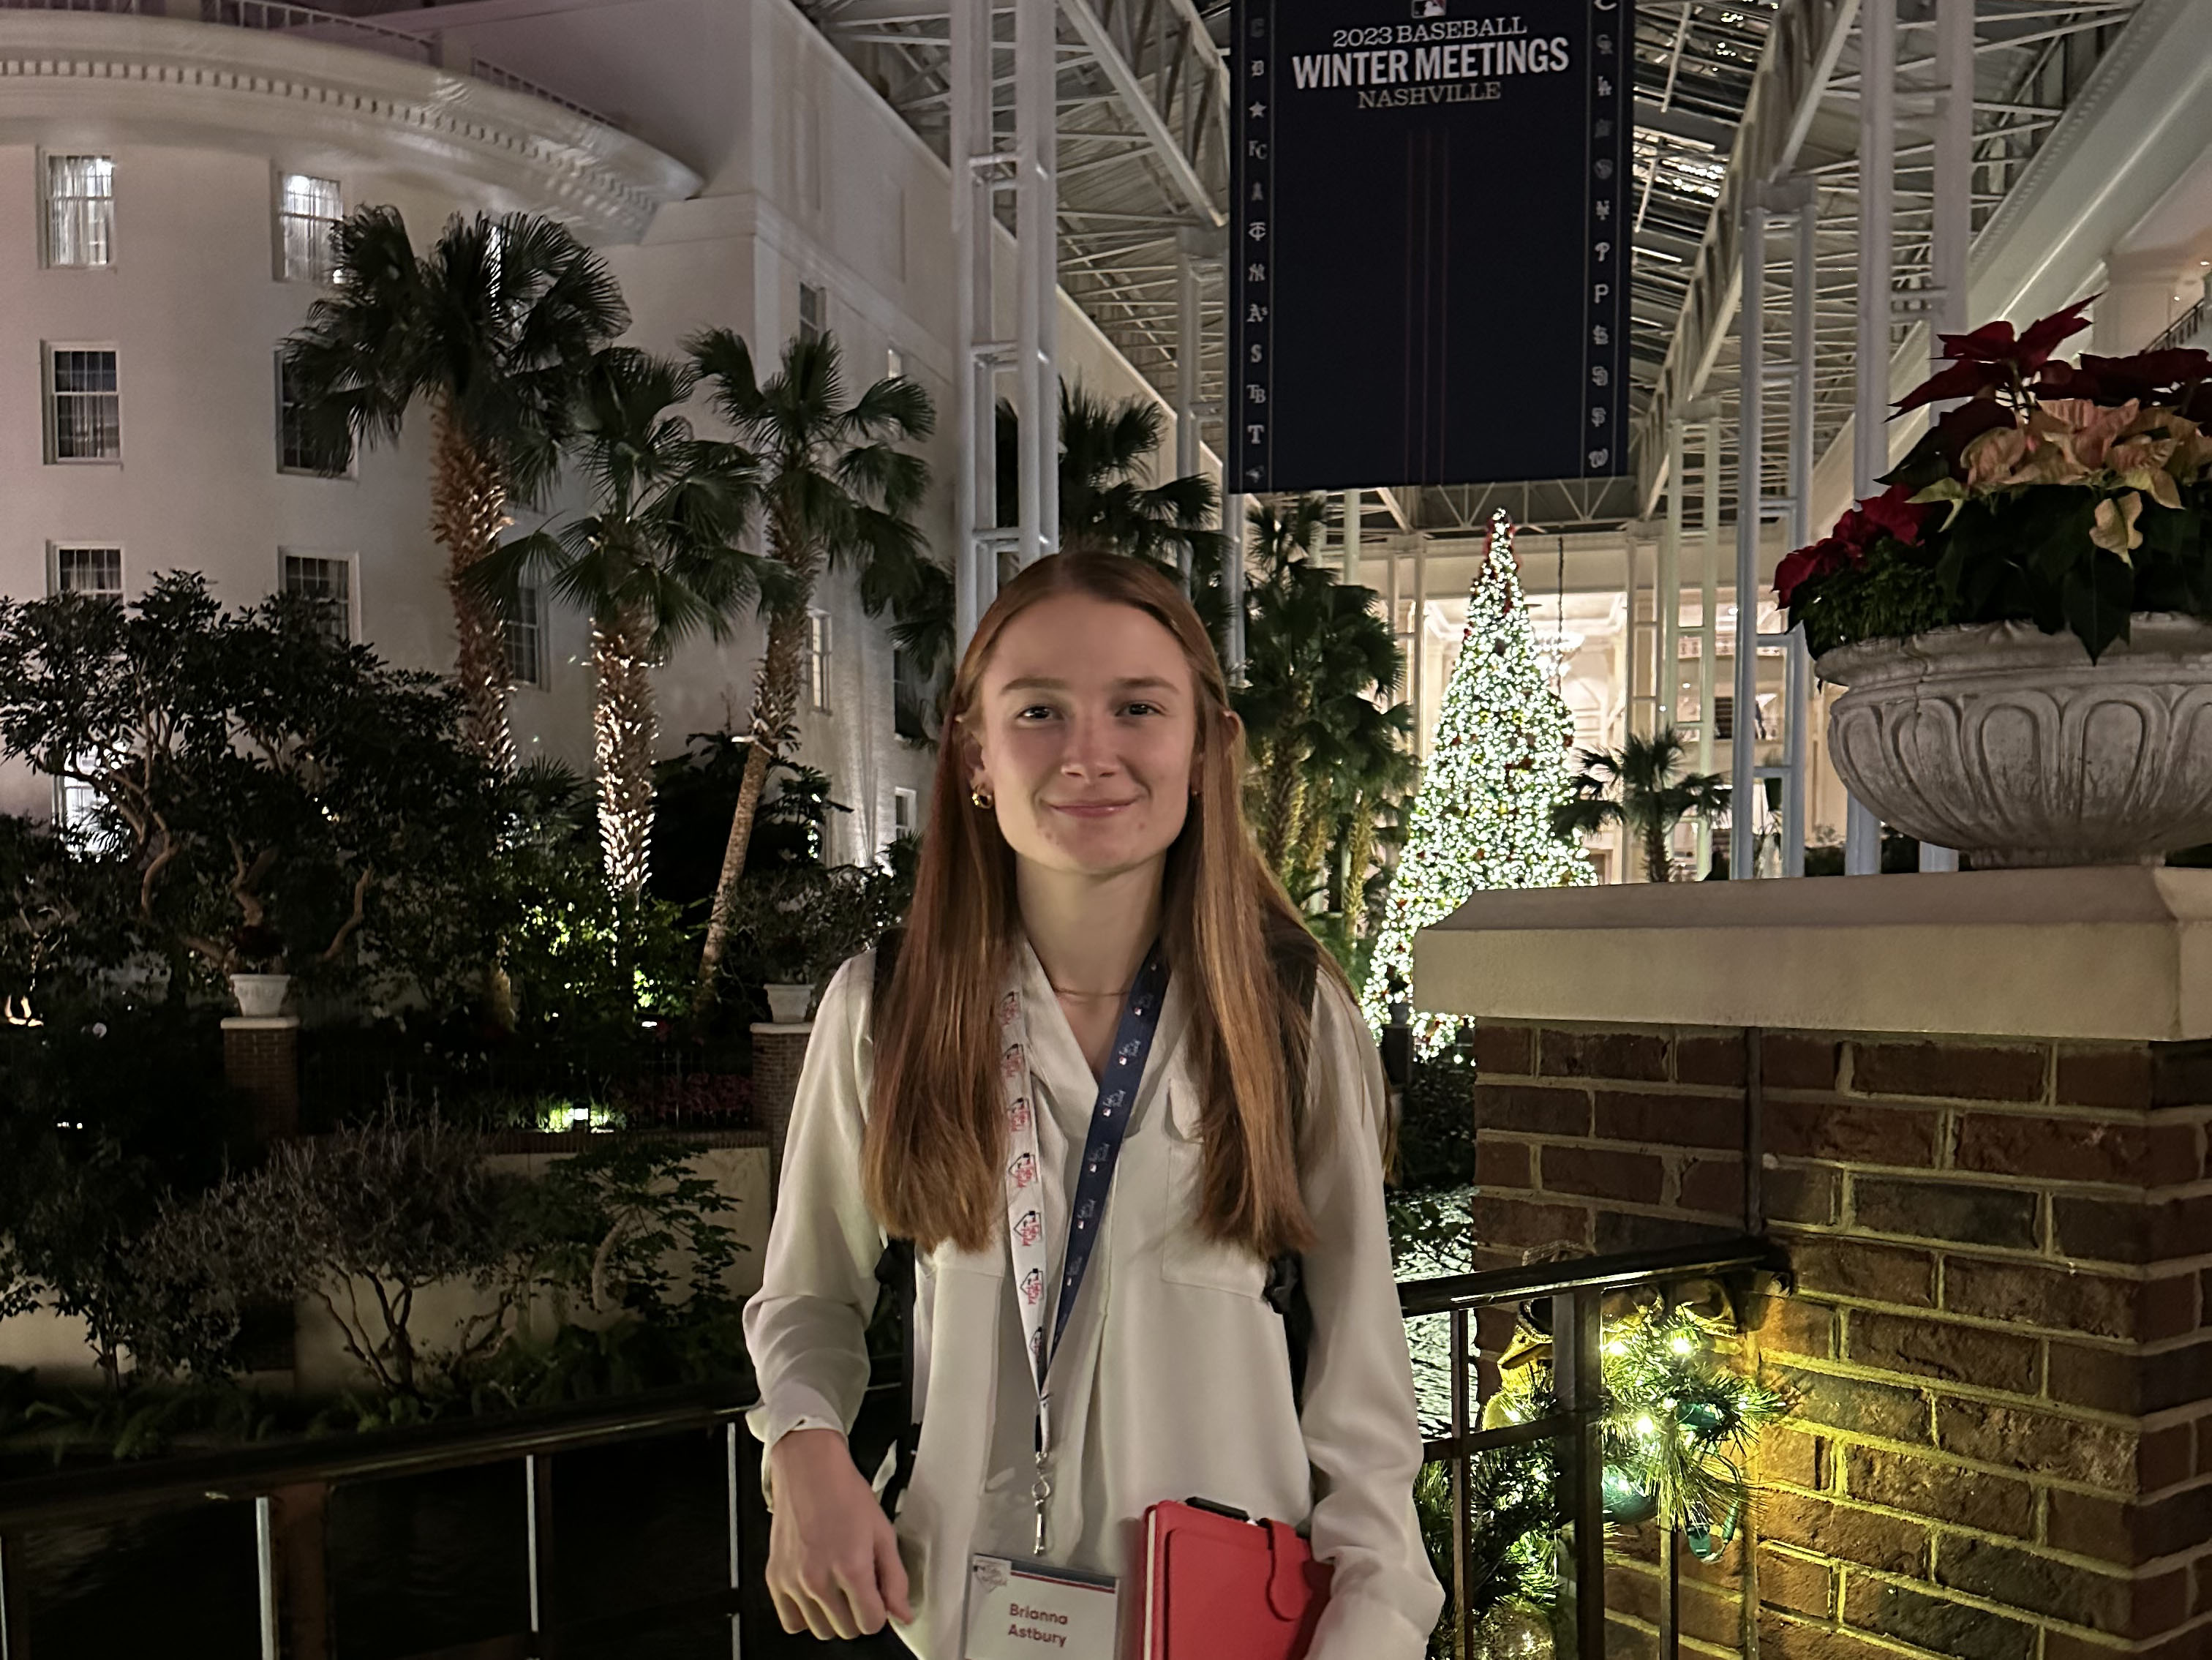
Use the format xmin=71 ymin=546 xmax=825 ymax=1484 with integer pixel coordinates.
xmin=806 ymin=0 xmax=2142 ymax=542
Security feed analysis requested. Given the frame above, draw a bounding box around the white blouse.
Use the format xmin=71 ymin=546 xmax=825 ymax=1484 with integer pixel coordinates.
xmin=744 ymin=940 xmax=1443 ymax=1659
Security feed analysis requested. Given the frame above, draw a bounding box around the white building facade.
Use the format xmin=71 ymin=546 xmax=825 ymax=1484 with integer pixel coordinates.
xmin=0 ymin=0 xmax=1192 ymax=866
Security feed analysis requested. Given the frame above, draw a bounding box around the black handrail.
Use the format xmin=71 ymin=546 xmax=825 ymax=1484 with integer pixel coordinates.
xmin=0 ymin=1381 xmax=756 ymax=1530
xmin=1399 ymin=1232 xmax=1791 ymax=1317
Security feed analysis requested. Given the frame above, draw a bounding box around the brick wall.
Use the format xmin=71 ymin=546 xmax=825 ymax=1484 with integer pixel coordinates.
xmin=1472 ymin=1021 xmax=2212 ymax=1659
xmin=222 ymin=1015 xmax=300 ymax=1142
xmin=751 ymin=1022 xmax=810 ymax=1201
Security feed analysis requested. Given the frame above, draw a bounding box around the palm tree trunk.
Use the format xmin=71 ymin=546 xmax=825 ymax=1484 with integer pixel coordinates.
xmin=1342 ymin=801 xmax=1377 ymax=936
xmin=1260 ymin=742 xmax=1306 ymax=875
xmin=695 ymin=560 xmax=813 ymax=1007
xmin=1285 ymin=797 xmax=1332 ymax=909
xmin=428 ymin=397 xmax=516 ymax=773
xmin=1642 ymin=813 xmax=1674 ymax=884
xmin=592 ymin=606 xmax=658 ymax=897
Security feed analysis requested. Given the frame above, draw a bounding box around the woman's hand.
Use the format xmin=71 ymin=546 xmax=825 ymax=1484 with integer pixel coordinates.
xmin=766 ymin=1427 xmax=915 ymax=1639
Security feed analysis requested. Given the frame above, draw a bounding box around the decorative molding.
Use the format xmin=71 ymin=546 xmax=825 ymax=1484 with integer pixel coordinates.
xmin=0 ymin=12 xmax=699 ymax=240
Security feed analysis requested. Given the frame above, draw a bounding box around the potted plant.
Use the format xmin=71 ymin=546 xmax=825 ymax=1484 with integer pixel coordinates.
xmin=227 ymin=922 xmax=291 ymax=1018
xmin=730 ymin=863 xmax=907 ymax=1024
xmin=1778 ymin=298 xmax=2212 ymax=868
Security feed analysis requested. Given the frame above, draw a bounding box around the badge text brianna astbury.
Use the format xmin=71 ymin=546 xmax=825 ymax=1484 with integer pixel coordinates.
xmin=1006 ymin=1599 xmax=1072 ymax=1648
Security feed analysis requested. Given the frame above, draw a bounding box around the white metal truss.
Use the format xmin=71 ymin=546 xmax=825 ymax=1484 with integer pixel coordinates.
xmin=807 ymin=0 xmax=2141 ymax=563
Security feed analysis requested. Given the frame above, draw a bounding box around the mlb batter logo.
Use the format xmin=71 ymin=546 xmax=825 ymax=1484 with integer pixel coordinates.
xmin=1020 ymin=1267 xmax=1045 ymax=1307
xmin=1009 ymin=1151 xmax=1037 ymax=1190
xmin=1014 ymin=1209 xmax=1043 ymax=1248
xmin=1007 ymin=1097 xmax=1034 ymax=1132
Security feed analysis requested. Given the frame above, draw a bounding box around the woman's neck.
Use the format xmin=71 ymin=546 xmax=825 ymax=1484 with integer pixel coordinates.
xmin=1017 ymin=857 xmax=1165 ymax=998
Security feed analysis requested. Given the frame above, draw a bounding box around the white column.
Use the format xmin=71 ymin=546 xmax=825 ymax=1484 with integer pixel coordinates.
xmin=1917 ymin=0 xmax=1971 ymax=874
xmin=1410 ymin=536 xmax=1429 ymax=758
xmin=1175 ymin=243 xmax=1201 ymax=585
xmin=1015 ymin=0 xmax=1058 ymax=570
xmin=1846 ymin=0 xmax=1893 ymax=876
xmin=1342 ymin=490 xmax=1362 ymax=587
xmin=1783 ymin=191 xmax=1816 ymax=879
xmin=951 ymin=0 xmax=996 ymax=654
xmin=1732 ymin=201 xmax=1766 ymax=881
xmin=1697 ymin=411 xmax=1720 ymax=878
xmin=1660 ymin=427 xmax=1682 ymax=732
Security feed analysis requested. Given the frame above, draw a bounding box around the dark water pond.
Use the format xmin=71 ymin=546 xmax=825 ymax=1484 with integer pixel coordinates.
xmin=15 ymin=1428 xmax=747 ymax=1659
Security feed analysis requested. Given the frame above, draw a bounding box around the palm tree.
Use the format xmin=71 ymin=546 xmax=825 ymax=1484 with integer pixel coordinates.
xmin=685 ymin=328 xmax=936 ymax=1006
xmin=1237 ymin=496 xmax=1402 ymax=882
xmin=1550 ymin=728 xmax=1731 ymax=883
xmin=469 ymin=348 xmax=778 ymax=897
xmin=996 ymin=383 xmax=1221 ymax=568
xmin=282 ymin=208 xmax=628 ymax=772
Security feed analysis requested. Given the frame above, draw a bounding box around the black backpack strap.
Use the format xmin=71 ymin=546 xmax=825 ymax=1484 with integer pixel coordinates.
xmin=1260 ymin=917 xmax=1321 ymax=1412
xmin=868 ymin=931 xmax=922 ymax=1517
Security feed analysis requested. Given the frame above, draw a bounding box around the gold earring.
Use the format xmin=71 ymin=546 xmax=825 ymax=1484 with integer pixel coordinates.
xmin=971 ymin=786 xmax=994 ymax=809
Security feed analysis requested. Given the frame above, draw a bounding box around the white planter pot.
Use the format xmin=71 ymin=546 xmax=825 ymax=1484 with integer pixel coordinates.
xmin=1818 ymin=615 xmax=2212 ymax=868
xmin=229 ymin=972 xmax=293 ymax=1018
xmin=763 ymin=982 xmax=815 ymax=1024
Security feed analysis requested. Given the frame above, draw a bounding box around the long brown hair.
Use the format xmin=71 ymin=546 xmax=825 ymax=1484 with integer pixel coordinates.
xmin=863 ymin=552 xmax=1342 ymax=1258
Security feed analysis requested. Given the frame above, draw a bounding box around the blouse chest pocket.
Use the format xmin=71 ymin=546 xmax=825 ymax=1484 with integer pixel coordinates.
xmin=1159 ymin=1081 xmax=1271 ymax=1299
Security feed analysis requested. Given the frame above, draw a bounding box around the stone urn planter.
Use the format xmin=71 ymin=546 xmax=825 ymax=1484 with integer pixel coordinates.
xmin=1818 ymin=615 xmax=2212 ymax=867
xmin=228 ymin=972 xmax=293 ymax=1018
xmin=763 ymin=982 xmax=814 ymax=1024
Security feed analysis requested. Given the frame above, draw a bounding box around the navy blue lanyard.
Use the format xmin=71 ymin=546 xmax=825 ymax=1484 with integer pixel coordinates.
xmin=1046 ymin=942 xmax=1171 ymax=1365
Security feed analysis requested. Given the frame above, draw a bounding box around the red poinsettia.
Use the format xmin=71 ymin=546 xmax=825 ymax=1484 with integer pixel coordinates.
xmin=1773 ymin=483 xmax=1929 ymax=608
xmin=1895 ymin=295 xmax=2096 ymax=414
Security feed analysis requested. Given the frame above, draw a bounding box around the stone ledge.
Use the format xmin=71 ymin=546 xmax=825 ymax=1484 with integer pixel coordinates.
xmin=1412 ymin=867 xmax=2212 ymax=1043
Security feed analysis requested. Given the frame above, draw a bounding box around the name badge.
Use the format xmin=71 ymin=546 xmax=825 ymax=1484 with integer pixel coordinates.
xmin=965 ymin=1553 xmax=1119 ymax=1659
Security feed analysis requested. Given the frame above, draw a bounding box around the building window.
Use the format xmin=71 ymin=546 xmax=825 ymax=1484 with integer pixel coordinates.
xmin=892 ymin=786 xmax=918 ymax=841
xmin=800 ymin=282 xmax=826 ymax=346
xmin=54 ymin=545 xmax=122 ymax=598
xmin=45 ymin=347 xmax=120 ymax=462
xmin=45 ymin=154 xmax=113 ymax=268
xmin=803 ymin=609 xmax=832 ymax=712
xmin=277 ymin=353 xmax=351 ymax=476
xmin=278 ymin=173 xmax=342 ymax=284
xmin=505 ymin=579 xmax=546 ymax=689
xmin=282 ymin=552 xmax=353 ymax=645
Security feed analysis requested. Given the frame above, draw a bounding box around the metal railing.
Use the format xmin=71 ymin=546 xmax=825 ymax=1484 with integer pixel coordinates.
xmin=0 ymin=1384 xmax=759 ymax=1659
xmin=1399 ymin=1234 xmax=1793 ymax=1660
xmin=0 ymin=1237 xmax=1791 ymax=1659
xmin=0 ymin=0 xmax=610 ymax=124
xmin=2151 ymin=294 xmax=2210 ymax=356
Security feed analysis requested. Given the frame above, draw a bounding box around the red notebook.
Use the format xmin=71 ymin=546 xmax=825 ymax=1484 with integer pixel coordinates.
xmin=1138 ymin=1500 xmax=1333 ymax=1660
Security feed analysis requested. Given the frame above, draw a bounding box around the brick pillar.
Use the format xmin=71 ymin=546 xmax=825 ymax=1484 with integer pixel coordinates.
xmin=751 ymin=1020 xmax=812 ymax=1206
xmin=222 ymin=1014 xmax=301 ymax=1143
xmin=1470 ymin=1020 xmax=2212 ymax=1659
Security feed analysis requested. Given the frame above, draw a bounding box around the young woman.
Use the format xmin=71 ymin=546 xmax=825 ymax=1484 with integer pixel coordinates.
xmin=745 ymin=553 xmax=1441 ymax=1657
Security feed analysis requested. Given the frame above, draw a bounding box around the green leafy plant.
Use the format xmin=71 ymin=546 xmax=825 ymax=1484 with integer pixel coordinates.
xmin=1780 ymin=299 xmax=2212 ymax=661
xmin=1550 ymin=728 xmax=1730 ymax=885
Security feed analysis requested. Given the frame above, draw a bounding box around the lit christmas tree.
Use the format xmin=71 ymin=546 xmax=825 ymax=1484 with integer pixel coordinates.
xmin=1363 ymin=511 xmax=1592 ymax=1053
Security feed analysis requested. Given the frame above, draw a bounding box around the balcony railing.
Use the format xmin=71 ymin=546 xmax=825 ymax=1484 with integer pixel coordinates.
xmin=1402 ymin=1233 xmax=1792 ymax=1659
xmin=0 ymin=0 xmax=608 ymax=124
xmin=0 ymin=1234 xmax=1791 ymax=1658
xmin=2151 ymin=293 xmax=2210 ymax=356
